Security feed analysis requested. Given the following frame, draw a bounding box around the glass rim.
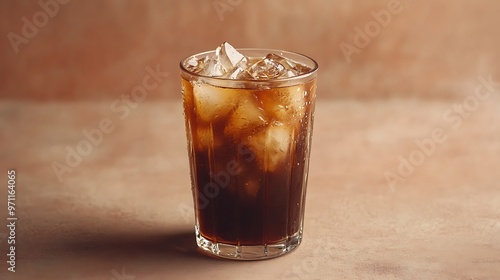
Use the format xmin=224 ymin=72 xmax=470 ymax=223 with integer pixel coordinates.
xmin=179 ymin=48 xmax=318 ymax=84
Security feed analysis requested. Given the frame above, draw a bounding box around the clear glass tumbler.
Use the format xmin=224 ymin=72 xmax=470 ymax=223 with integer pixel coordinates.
xmin=180 ymin=49 xmax=318 ymax=260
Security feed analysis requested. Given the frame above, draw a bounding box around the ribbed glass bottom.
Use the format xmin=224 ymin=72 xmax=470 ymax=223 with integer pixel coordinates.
xmin=195 ymin=225 xmax=302 ymax=260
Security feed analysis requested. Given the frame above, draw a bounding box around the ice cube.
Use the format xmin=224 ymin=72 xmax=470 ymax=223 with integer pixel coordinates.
xmin=283 ymin=69 xmax=299 ymax=78
xmin=291 ymin=62 xmax=312 ymax=76
xmin=256 ymin=85 xmax=307 ymax=124
xmin=224 ymin=93 xmax=267 ymax=137
xmin=264 ymin=53 xmax=312 ymax=77
xmin=224 ymin=65 xmax=253 ymax=80
xmin=184 ymin=56 xmax=199 ymax=72
xmin=184 ymin=56 xmax=211 ymax=74
xmin=246 ymin=53 xmax=312 ymax=79
xmin=283 ymin=86 xmax=307 ymax=119
xmin=185 ymin=43 xmax=312 ymax=79
xmin=248 ymin=58 xmax=286 ymax=79
xmin=193 ymin=83 xmax=238 ymax=122
xmin=195 ymin=125 xmax=220 ymax=150
xmin=265 ymin=53 xmax=296 ymax=70
xmin=201 ymin=58 xmax=225 ymax=77
xmin=218 ymin=42 xmax=245 ymax=70
xmin=221 ymin=57 xmax=253 ymax=80
xmin=199 ymin=42 xmax=246 ymax=77
xmin=245 ymin=123 xmax=292 ymax=172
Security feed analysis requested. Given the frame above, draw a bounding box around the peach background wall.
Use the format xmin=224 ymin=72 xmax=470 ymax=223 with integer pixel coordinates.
xmin=1 ymin=0 xmax=499 ymax=101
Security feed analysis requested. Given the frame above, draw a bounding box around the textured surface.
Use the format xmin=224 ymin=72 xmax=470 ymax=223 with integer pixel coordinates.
xmin=0 ymin=98 xmax=499 ymax=279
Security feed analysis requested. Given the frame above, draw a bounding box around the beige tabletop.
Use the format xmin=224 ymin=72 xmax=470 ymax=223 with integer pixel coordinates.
xmin=1 ymin=96 xmax=499 ymax=279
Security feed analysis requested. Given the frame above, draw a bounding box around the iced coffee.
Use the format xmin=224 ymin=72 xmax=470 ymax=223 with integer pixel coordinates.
xmin=180 ymin=42 xmax=318 ymax=260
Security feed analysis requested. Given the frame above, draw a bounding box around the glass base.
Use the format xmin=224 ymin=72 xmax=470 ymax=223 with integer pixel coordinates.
xmin=195 ymin=226 xmax=302 ymax=260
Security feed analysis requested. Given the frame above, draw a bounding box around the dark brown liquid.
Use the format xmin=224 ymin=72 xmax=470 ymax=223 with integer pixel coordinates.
xmin=182 ymin=78 xmax=316 ymax=245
